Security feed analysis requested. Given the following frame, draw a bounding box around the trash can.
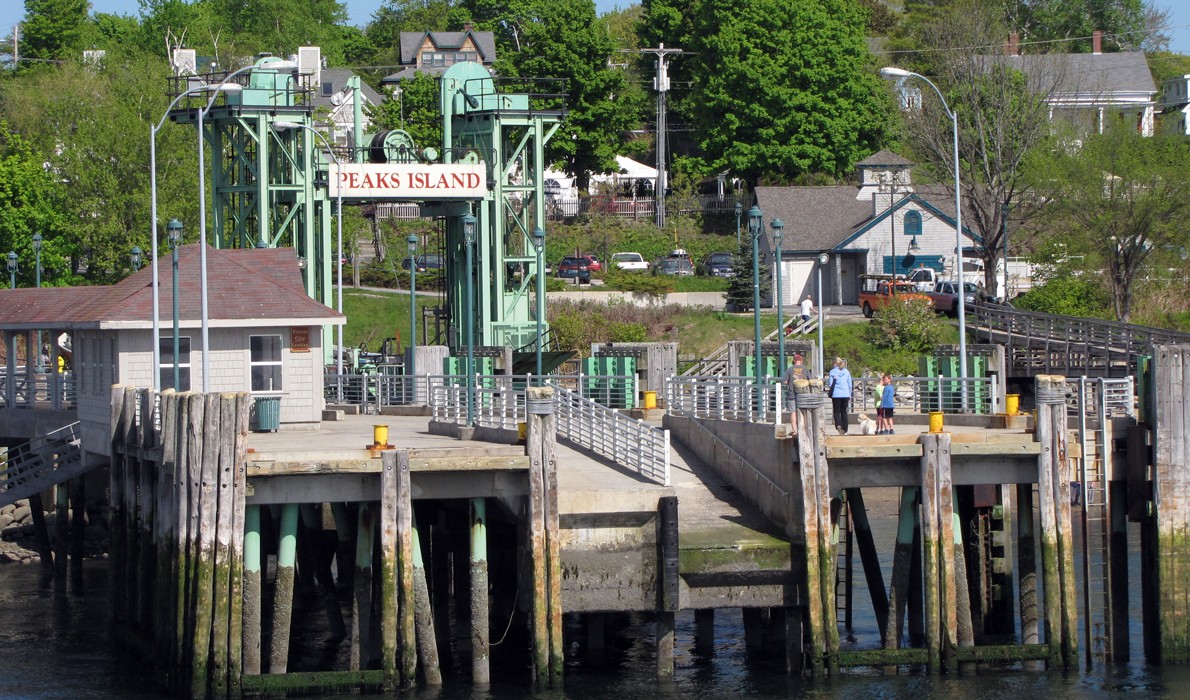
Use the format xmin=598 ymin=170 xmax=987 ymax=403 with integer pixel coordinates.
xmin=252 ymin=395 xmax=282 ymax=432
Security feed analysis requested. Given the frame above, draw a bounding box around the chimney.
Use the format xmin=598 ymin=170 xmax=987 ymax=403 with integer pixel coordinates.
xmin=1093 ymin=30 xmax=1102 ymax=54
xmin=1005 ymin=32 xmax=1019 ymax=56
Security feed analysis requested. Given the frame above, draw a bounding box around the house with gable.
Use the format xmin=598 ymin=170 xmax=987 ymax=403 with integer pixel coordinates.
xmin=380 ymin=24 xmax=498 ymax=88
xmin=0 ymin=245 xmax=343 ymax=465
xmin=755 ymin=150 xmax=980 ymax=307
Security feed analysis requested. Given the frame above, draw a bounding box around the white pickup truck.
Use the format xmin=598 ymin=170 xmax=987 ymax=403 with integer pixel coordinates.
xmin=611 ymin=252 xmax=650 ymax=272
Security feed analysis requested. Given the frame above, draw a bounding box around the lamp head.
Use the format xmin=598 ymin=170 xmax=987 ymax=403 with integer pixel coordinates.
xmin=130 ymin=246 xmax=143 ymax=269
xmin=6 ymin=251 xmax=17 ymax=273
xmin=32 ymin=233 xmax=43 ymax=252
xmin=908 ymin=237 xmax=920 ymax=252
xmin=880 ymin=66 xmax=913 ymax=80
xmin=271 ymin=120 xmax=303 ymax=131
xmin=818 ymin=252 xmax=830 ymax=266
xmin=462 ymin=213 xmax=477 ymax=245
xmin=532 ymin=226 xmax=545 ymax=253
xmin=166 ymin=218 xmax=183 ymax=248
xmin=770 ymin=218 xmax=784 ymax=246
xmin=747 ymin=205 xmax=763 ymax=236
xmin=406 ymin=233 xmax=418 ymax=254
xmin=734 ymin=201 xmax=742 ymax=217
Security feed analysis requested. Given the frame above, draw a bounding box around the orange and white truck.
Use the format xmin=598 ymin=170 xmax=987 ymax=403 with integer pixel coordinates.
xmin=859 ymin=275 xmax=934 ymax=318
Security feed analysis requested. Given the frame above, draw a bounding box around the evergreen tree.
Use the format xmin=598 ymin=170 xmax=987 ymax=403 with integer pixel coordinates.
xmin=725 ymin=244 xmax=770 ymax=312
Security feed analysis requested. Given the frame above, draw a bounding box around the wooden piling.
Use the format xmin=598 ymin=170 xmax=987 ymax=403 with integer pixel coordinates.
xmin=136 ymin=388 xmax=156 ymax=627
xmin=1036 ymin=374 xmax=1079 ymax=669
xmin=526 ymin=386 xmax=550 ymax=686
xmin=228 ymin=393 xmax=250 ymax=699
xmin=1109 ymin=479 xmax=1130 ymax=662
xmin=952 ymin=500 xmax=975 ymax=665
xmin=351 ymin=503 xmax=374 ymax=671
xmin=469 ymin=499 xmax=489 ymax=686
xmin=190 ymin=393 xmax=220 ymax=698
xmin=908 ymin=498 xmax=925 ymax=648
xmin=695 ymin=610 xmax=714 ymax=656
xmin=28 ymin=493 xmax=53 ymax=582
xmin=935 ymin=434 xmax=958 ymax=672
xmin=657 ymin=495 xmax=679 ymax=678
xmin=918 ymin=433 xmax=943 ymax=674
xmin=55 ymin=483 xmax=69 ymax=584
xmin=69 ymin=476 xmax=85 ymax=590
xmin=1150 ymin=345 xmax=1190 ymax=663
xmin=379 ymin=452 xmax=399 ymax=691
xmin=210 ymin=394 xmax=236 ymax=699
xmin=110 ymin=386 xmax=133 ymax=622
xmin=793 ymin=379 xmax=827 ymax=676
xmin=270 ymin=502 xmax=300 ymax=674
xmin=542 ymin=394 xmax=563 ymax=685
xmin=1017 ymin=483 xmax=1039 ymax=655
xmin=413 ymin=518 xmax=442 ymax=686
xmin=154 ymin=391 xmax=178 ymax=666
xmin=844 ymin=489 xmax=888 ymax=640
xmin=396 ymin=451 xmax=416 ymax=688
xmin=884 ymin=487 xmax=917 ymax=657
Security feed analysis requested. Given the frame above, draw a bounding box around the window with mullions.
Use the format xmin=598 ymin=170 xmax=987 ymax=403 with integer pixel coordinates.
xmin=250 ymin=335 xmax=283 ymax=392
xmin=159 ymin=336 xmax=192 ymax=392
xmin=903 ymin=210 xmax=922 ymax=237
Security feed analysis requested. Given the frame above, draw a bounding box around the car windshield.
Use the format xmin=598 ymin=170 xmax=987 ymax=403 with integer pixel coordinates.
xmin=963 ymin=282 xmax=982 ymax=293
xmin=420 ymin=255 xmax=443 ymax=267
xmin=710 ymin=254 xmax=733 ymax=264
xmin=661 ymin=259 xmax=691 ymax=271
xmin=613 ymin=253 xmax=641 ymax=262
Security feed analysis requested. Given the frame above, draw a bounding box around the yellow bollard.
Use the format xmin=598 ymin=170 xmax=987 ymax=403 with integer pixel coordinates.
xmin=929 ymin=411 xmax=944 ymax=433
xmin=643 ymin=391 xmax=657 ymax=410
xmin=517 ymin=422 xmax=527 ymax=443
xmin=1005 ymin=394 xmax=1020 ymax=416
xmin=373 ymin=424 xmax=389 ymax=447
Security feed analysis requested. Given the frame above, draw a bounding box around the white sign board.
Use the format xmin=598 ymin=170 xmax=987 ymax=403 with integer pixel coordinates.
xmin=329 ymin=163 xmax=486 ymax=200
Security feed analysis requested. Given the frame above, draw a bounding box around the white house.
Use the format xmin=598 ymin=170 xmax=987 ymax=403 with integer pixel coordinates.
xmin=0 ymin=245 xmax=344 ymax=461
xmin=754 ymin=150 xmax=981 ymax=307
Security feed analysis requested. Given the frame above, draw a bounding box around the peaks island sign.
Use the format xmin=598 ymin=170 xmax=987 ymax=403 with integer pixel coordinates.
xmin=330 ymin=163 xmax=487 ymax=200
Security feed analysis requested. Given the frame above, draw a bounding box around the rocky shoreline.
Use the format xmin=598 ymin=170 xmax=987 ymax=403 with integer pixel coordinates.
xmin=0 ymin=498 xmax=109 ymax=565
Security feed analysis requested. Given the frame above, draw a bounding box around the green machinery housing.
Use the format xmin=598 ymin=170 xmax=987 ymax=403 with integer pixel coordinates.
xmin=171 ymin=57 xmax=562 ymax=363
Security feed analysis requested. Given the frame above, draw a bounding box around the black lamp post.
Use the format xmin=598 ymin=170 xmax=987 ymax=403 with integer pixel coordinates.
xmin=771 ymin=218 xmax=785 ymax=372
xmin=748 ymin=205 xmax=763 ymax=380
xmin=32 ymin=233 xmax=42 ymax=371
xmin=532 ymin=226 xmax=546 ymax=381
xmin=735 ymin=201 xmax=742 ymax=249
xmin=462 ymin=212 xmax=477 ymax=426
xmin=167 ymin=218 xmax=183 ymax=391
xmin=131 ymin=246 xmax=143 ymax=271
xmin=406 ymin=233 xmax=419 ymax=404
xmin=6 ymin=252 xmax=17 ymax=289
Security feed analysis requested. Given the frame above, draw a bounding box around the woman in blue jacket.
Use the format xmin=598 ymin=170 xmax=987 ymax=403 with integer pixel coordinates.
xmin=827 ymin=357 xmax=853 ymax=435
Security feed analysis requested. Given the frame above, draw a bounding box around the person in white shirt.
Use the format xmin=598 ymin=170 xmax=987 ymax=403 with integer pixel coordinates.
xmin=800 ymin=295 xmax=816 ymax=325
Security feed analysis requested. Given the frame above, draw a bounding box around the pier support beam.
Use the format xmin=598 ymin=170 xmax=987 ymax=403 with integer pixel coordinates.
xmin=845 ymin=488 xmax=888 ymax=641
xmin=469 ymin=499 xmax=489 ymax=687
xmin=917 ymin=432 xmax=957 ymax=673
xmin=1149 ymin=345 xmax=1190 ymax=663
xmin=884 ymin=486 xmax=917 ymax=657
xmin=243 ymin=505 xmax=262 ymax=676
xmin=269 ymin=502 xmax=300 ymax=674
xmin=526 ymin=386 xmax=563 ymax=687
xmin=351 ymin=503 xmax=374 ymax=671
xmin=1109 ymin=479 xmax=1130 ymax=662
xmin=1036 ymin=374 xmax=1078 ymax=669
xmin=657 ymin=495 xmax=679 ymax=677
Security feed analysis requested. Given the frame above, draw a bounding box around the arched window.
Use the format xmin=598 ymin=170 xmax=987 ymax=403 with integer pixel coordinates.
xmin=903 ymin=210 xmax=922 ymax=237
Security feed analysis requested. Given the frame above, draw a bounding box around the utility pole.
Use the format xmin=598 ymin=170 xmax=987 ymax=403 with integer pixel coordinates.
xmin=13 ymin=24 xmax=18 ymax=66
xmin=640 ymin=44 xmax=681 ymax=229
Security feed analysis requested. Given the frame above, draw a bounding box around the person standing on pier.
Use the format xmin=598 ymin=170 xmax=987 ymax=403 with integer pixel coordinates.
xmin=828 ymin=357 xmax=853 ymax=435
xmin=781 ymin=353 xmax=811 ymax=435
xmin=878 ymin=373 xmax=896 ymax=435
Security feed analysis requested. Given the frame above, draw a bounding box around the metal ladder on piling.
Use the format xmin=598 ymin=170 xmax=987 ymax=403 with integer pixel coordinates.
xmin=833 ymin=495 xmax=853 ymax=630
xmin=1077 ymin=378 xmax=1113 ymax=664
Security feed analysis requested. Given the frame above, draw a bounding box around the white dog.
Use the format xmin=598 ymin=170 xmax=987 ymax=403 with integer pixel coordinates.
xmin=857 ymin=413 xmax=878 ymax=436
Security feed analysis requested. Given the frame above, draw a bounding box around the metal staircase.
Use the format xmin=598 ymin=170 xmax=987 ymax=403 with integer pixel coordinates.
xmin=0 ymin=423 xmax=87 ymax=508
xmin=680 ymin=315 xmax=819 ymax=377
xmin=1076 ymin=378 xmax=1113 ymax=664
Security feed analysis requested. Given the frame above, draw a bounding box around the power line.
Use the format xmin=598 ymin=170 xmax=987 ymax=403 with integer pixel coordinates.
xmin=875 ymin=22 xmax=1189 ymax=56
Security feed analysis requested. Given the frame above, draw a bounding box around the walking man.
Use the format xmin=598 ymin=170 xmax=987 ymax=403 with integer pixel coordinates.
xmin=828 ymin=357 xmax=853 ymax=435
xmin=800 ymin=295 xmax=816 ymax=326
xmin=781 ymin=352 xmax=811 ymax=436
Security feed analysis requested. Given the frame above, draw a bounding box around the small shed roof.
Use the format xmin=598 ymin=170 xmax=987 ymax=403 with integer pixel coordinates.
xmin=0 ymin=246 xmax=344 ymax=331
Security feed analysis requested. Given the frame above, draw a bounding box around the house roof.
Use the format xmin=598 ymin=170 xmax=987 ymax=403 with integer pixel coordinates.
xmin=0 ymin=246 xmax=344 ymax=331
xmin=991 ymin=51 xmax=1156 ymax=98
xmin=311 ymin=68 xmax=383 ymax=109
xmin=755 ymin=184 xmax=979 ymax=255
xmin=399 ymin=30 xmax=497 ymax=65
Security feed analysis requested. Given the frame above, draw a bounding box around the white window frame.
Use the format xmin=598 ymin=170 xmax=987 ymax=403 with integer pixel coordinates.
xmin=249 ymin=334 xmax=284 ymax=393
xmin=158 ymin=336 xmax=192 ymax=392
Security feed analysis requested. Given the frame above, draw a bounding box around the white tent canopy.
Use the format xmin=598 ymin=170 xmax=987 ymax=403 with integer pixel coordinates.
xmin=590 ymin=156 xmax=660 ymax=192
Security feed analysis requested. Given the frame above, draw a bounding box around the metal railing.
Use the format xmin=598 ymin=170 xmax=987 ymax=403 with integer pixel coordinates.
xmin=429 ymin=375 xmax=525 ymax=429
xmin=0 ymin=422 xmax=85 ymax=508
xmin=550 ymin=381 xmax=670 ymax=485
xmin=0 ymin=373 xmax=78 ymax=410
xmin=849 ymin=375 xmax=997 ymax=415
xmin=666 ymin=376 xmax=785 ymax=423
xmin=1066 ymin=377 xmax=1135 ymax=419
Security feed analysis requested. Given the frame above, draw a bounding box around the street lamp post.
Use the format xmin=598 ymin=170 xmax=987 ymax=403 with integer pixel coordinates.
xmin=881 ymin=66 xmax=968 ymax=408
xmin=748 ymin=205 xmax=763 ymax=380
xmin=817 ymin=252 xmax=830 ymax=378
xmin=167 ymin=218 xmax=183 ymax=391
xmin=272 ymin=120 xmax=345 ymax=385
xmin=406 ymin=233 xmax=419 ymax=404
xmin=734 ymin=201 xmax=742 ymax=249
xmin=130 ymin=246 xmax=143 ymax=271
xmin=532 ymin=226 xmax=546 ymax=382
xmin=462 ymin=212 xmax=477 ymax=426
xmin=6 ymin=252 xmax=17 ymax=289
xmin=391 ymin=85 xmax=404 ymax=125
xmin=771 ymin=218 xmax=785 ymax=372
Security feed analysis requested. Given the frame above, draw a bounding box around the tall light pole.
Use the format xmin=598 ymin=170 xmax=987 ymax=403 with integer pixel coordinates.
xmin=748 ymin=205 xmax=763 ymax=379
xmin=462 ymin=212 xmax=477 ymax=426
xmin=6 ymin=252 xmax=17 ymax=289
xmin=272 ymin=120 xmax=344 ymax=382
xmin=734 ymin=201 xmax=742 ymax=249
xmin=771 ymin=218 xmax=785 ymax=372
xmin=406 ymin=233 xmax=419 ymax=404
xmin=391 ymin=85 xmax=404 ymax=125
xmin=199 ymin=61 xmax=295 ymax=393
xmin=150 ymin=79 xmax=249 ymax=393
xmin=32 ymin=232 xmax=42 ymax=371
xmin=532 ymin=226 xmax=546 ymax=381
xmin=881 ymin=66 xmax=968 ymax=406
xmin=167 ymin=218 xmax=183 ymax=391
xmin=817 ymin=252 xmax=830 ymax=378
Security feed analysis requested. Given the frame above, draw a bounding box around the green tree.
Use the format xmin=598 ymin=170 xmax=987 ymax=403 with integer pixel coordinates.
xmin=1032 ymin=119 xmax=1190 ymax=322
xmin=646 ymin=0 xmax=891 ymax=185
xmin=465 ymin=0 xmax=633 ymax=189
xmin=21 ymin=0 xmax=90 ymax=61
xmin=725 ymin=243 xmax=769 ymax=312
xmin=863 ymin=298 xmax=946 ymax=353
xmin=1003 ymin=0 xmax=1157 ymax=52
xmin=367 ymin=72 xmax=443 ymax=155
xmin=0 ymin=124 xmax=71 ymax=286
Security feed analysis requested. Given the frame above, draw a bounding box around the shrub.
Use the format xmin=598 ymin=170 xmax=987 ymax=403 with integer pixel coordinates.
xmin=863 ymin=299 xmax=946 ymax=354
xmin=609 ymin=321 xmax=648 ymax=343
xmin=1012 ymin=277 xmax=1111 ymax=318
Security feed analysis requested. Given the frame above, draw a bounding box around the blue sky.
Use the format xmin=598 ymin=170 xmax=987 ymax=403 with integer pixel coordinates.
xmin=16 ymin=1 xmax=1190 ymax=54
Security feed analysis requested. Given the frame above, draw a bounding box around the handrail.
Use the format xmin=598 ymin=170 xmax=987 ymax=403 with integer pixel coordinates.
xmin=0 ymin=422 xmax=86 ymax=508
xmin=548 ymin=381 xmax=670 ymax=486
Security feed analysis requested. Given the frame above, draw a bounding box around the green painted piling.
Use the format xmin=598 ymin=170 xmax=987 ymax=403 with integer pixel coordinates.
xmin=270 ymin=503 xmax=300 ymax=674
xmin=884 ymin=487 xmax=917 ymax=656
xmin=470 ymin=498 xmax=489 ymax=687
xmin=243 ymin=505 xmax=262 ymax=676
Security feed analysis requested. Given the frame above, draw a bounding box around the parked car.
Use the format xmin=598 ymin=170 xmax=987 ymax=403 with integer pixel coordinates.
xmin=858 ymin=275 xmax=933 ymax=318
xmin=654 ymin=258 xmax=694 ymax=276
xmin=555 ymin=256 xmax=592 ymax=283
xmin=579 ymin=254 xmax=602 ymax=272
xmin=697 ymin=252 xmax=736 ymax=277
xmin=611 ymin=252 xmax=650 ymax=272
xmin=401 ymin=254 xmax=444 ymax=272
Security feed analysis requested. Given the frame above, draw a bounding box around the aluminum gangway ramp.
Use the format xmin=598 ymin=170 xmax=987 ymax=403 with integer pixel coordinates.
xmin=0 ymin=422 xmax=86 ymax=508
